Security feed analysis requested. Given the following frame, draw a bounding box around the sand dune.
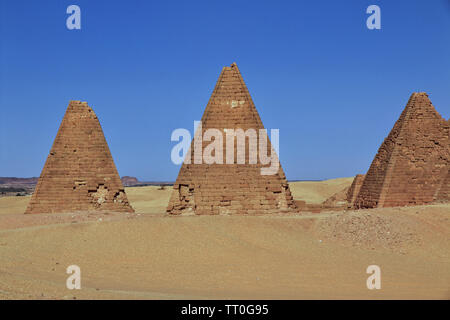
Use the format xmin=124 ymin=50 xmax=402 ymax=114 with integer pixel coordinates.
xmin=289 ymin=178 xmax=354 ymax=204
xmin=0 ymin=179 xmax=448 ymax=299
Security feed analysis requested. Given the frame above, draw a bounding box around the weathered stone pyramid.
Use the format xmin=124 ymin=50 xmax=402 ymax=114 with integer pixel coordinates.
xmin=25 ymin=101 xmax=134 ymax=214
xmin=354 ymin=92 xmax=449 ymax=209
xmin=167 ymin=63 xmax=296 ymax=215
xmin=346 ymin=174 xmax=365 ymax=205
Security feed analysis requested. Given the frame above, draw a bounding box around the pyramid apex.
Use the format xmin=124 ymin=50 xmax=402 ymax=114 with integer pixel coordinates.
xmin=223 ymin=62 xmax=239 ymax=71
xmin=67 ymin=100 xmax=95 ymax=114
xmin=412 ymin=92 xmax=429 ymax=97
xmin=69 ymin=100 xmax=88 ymax=103
xmin=68 ymin=100 xmax=90 ymax=108
xmin=407 ymin=92 xmax=443 ymax=119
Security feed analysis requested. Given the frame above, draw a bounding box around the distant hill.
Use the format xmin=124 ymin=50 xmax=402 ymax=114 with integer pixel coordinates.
xmin=120 ymin=176 xmax=173 ymax=187
xmin=121 ymin=176 xmax=140 ymax=187
xmin=0 ymin=177 xmax=38 ymax=186
xmin=0 ymin=177 xmax=38 ymax=196
xmin=0 ymin=176 xmax=173 ymax=190
xmin=0 ymin=176 xmax=328 ymax=188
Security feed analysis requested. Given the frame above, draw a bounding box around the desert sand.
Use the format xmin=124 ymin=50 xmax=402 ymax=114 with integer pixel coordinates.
xmin=0 ymin=180 xmax=449 ymax=299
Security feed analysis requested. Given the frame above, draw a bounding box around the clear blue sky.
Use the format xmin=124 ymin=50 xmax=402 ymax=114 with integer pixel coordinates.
xmin=1 ymin=0 xmax=449 ymax=181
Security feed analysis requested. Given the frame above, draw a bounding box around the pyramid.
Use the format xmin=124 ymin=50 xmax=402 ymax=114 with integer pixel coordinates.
xmin=25 ymin=101 xmax=134 ymax=214
xmin=167 ymin=63 xmax=296 ymax=215
xmin=354 ymin=92 xmax=449 ymax=209
xmin=346 ymin=174 xmax=365 ymax=205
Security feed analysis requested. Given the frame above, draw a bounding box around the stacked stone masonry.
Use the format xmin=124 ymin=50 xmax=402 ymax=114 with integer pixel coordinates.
xmin=354 ymin=92 xmax=449 ymax=209
xmin=167 ymin=63 xmax=296 ymax=215
xmin=25 ymin=101 xmax=134 ymax=214
xmin=436 ymin=166 xmax=449 ymax=201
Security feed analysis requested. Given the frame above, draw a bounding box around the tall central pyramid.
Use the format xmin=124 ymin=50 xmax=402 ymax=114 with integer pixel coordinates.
xmin=354 ymin=92 xmax=449 ymax=209
xmin=167 ymin=63 xmax=296 ymax=215
xmin=25 ymin=101 xmax=134 ymax=214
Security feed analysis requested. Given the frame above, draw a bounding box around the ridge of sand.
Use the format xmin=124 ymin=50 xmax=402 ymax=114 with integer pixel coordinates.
xmin=289 ymin=178 xmax=354 ymax=204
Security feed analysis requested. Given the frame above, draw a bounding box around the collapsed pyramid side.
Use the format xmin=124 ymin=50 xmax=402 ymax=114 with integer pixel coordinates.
xmin=25 ymin=101 xmax=134 ymax=214
xmin=167 ymin=63 xmax=296 ymax=215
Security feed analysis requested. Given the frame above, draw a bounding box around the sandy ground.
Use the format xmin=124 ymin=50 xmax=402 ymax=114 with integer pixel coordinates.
xmin=0 ymin=180 xmax=448 ymax=300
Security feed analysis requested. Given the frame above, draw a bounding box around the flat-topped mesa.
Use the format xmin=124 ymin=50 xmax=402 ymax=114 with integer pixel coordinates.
xmin=25 ymin=100 xmax=134 ymax=214
xmin=354 ymin=92 xmax=449 ymax=209
xmin=166 ymin=63 xmax=296 ymax=215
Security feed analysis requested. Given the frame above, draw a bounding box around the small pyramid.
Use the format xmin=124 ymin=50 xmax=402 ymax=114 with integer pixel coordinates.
xmin=25 ymin=101 xmax=134 ymax=214
xmin=167 ymin=63 xmax=296 ymax=215
xmin=354 ymin=93 xmax=449 ymax=209
xmin=346 ymin=174 xmax=365 ymax=205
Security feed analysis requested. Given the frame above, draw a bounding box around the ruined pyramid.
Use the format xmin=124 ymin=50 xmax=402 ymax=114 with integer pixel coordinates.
xmin=354 ymin=92 xmax=449 ymax=209
xmin=167 ymin=63 xmax=296 ymax=215
xmin=25 ymin=101 xmax=134 ymax=214
xmin=346 ymin=174 xmax=365 ymax=205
